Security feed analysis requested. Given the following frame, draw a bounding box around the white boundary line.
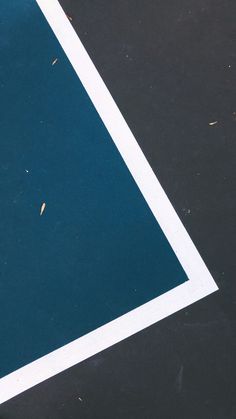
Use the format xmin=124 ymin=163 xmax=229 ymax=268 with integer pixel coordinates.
xmin=0 ymin=0 xmax=218 ymax=404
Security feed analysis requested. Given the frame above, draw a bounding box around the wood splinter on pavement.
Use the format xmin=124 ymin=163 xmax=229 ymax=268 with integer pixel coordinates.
xmin=40 ymin=202 xmax=46 ymax=216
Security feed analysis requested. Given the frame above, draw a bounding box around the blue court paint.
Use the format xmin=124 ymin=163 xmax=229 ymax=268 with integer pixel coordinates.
xmin=0 ymin=0 xmax=187 ymax=378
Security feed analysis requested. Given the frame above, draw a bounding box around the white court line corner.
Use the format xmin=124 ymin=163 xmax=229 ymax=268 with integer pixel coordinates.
xmin=0 ymin=0 xmax=218 ymax=405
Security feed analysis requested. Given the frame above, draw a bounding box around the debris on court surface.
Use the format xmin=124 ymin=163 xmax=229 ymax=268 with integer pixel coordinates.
xmin=66 ymin=14 xmax=73 ymax=21
xmin=52 ymin=58 xmax=58 ymax=66
xmin=182 ymin=208 xmax=191 ymax=216
xmin=78 ymin=397 xmax=83 ymax=402
xmin=176 ymin=365 xmax=184 ymax=393
xmin=40 ymin=202 xmax=46 ymax=216
xmin=209 ymin=121 xmax=218 ymax=126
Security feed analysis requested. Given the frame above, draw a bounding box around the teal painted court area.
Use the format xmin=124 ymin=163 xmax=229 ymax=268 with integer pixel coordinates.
xmin=0 ymin=0 xmax=187 ymax=378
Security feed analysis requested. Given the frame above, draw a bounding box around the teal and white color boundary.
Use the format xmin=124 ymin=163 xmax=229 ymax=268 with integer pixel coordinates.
xmin=0 ymin=0 xmax=218 ymax=404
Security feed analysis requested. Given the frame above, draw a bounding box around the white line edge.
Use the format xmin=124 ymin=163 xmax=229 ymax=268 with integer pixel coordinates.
xmin=0 ymin=0 xmax=218 ymax=404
